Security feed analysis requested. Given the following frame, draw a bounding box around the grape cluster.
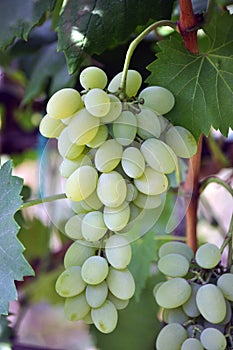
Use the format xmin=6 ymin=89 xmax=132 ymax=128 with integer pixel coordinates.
xmin=154 ymin=241 xmax=233 ymax=350
xmin=39 ymin=66 xmax=197 ymax=333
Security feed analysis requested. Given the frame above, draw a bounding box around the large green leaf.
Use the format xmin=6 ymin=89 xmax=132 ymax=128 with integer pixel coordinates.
xmin=0 ymin=161 xmax=34 ymax=315
xmin=147 ymin=8 xmax=233 ymax=139
xmin=57 ymin=0 xmax=174 ymax=73
xmin=23 ymin=42 xmax=76 ymax=103
xmin=0 ymin=0 xmax=56 ymax=49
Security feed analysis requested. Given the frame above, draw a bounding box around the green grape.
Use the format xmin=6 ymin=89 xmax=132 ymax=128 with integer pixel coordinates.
xmin=64 ymin=291 xmax=90 ymax=321
xmin=57 ymin=128 xmax=85 ymax=160
xmin=158 ymin=253 xmax=190 ymax=277
xmin=125 ymin=183 xmax=138 ymax=202
xmin=70 ymin=201 xmax=90 ymax=214
xmin=195 ymin=243 xmax=221 ymax=269
xmin=196 ymin=284 xmax=226 ymax=324
xmin=59 ymin=154 xmax=92 ymax=178
xmin=155 ymin=278 xmax=192 ymax=309
xmin=139 ymin=86 xmax=175 ymax=115
xmin=112 ymin=111 xmax=137 ymax=146
xmin=108 ymin=292 xmax=129 ymax=310
xmin=133 ymin=192 xmax=161 ymax=209
xmin=81 ymin=211 xmax=107 ymax=242
xmin=121 ymin=147 xmax=145 ymax=179
xmin=141 ymin=138 xmax=177 ymax=174
xmin=162 ymin=307 xmax=189 ymax=324
xmin=165 ymin=125 xmax=197 ymax=158
xmin=156 ymin=323 xmax=188 ymax=350
xmin=134 ymin=167 xmax=168 ymax=195
xmin=67 ymin=108 xmax=100 ymax=145
xmin=80 ymin=190 xmax=103 ymax=211
xmin=80 ymin=66 xmax=108 ymax=90
xmin=137 ymin=107 xmax=161 ymax=139
xmin=55 ymin=266 xmax=86 ymax=297
xmin=158 ymin=241 xmax=194 ymax=262
xmin=182 ymin=283 xmax=200 ymax=318
xmin=81 ymin=256 xmax=109 ymax=285
xmin=82 ymin=311 xmax=93 ymax=324
xmin=64 ymin=240 xmax=95 ymax=268
xmin=118 ymin=202 xmax=142 ymax=232
xmin=64 ymin=214 xmax=84 ymax=240
xmin=108 ymin=70 xmax=142 ymax=97
xmin=39 ymin=114 xmax=66 ymax=138
xmin=217 ymin=273 xmax=233 ymax=301
xmin=219 ymin=299 xmax=232 ymax=325
xmin=181 ymin=338 xmax=204 ymax=350
xmin=97 ymin=171 xmax=127 ymax=208
xmin=86 ymin=124 xmax=108 ymax=148
xmin=158 ymin=115 xmax=170 ymax=134
xmin=46 ymin=88 xmax=83 ymax=120
xmin=106 ymin=267 xmax=135 ymax=300
xmin=100 ymin=94 xmax=122 ymax=123
xmin=86 ymin=281 xmax=108 ymax=308
xmin=105 ymin=235 xmax=132 ymax=269
xmin=103 ymin=202 xmax=130 ymax=231
xmin=200 ymin=328 xmax=227 ymax=350
xmin=91 ymin=300 xmax=118 ymax=334
xmin=95 ymin=139 xmax=123 ymax=172
xmin=65 ymin=165 xmax=98 ymax=202
xmin=85 ymin=88 xmax=110 ymax=117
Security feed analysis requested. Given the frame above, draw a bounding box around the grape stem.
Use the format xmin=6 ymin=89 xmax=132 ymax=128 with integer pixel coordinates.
xmin=120 ymin=20 xmax=177 ymax=95
xmin=199 ymin=176 xmax=233 ymax=197
xmin=21 ymin=193 xmax=67 ymax=209
xmin=220 ymin=214 xmax=233 ymax=268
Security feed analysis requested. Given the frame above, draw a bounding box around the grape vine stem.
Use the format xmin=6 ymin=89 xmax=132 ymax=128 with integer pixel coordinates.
xmin=21 ymin=193 xmax=67 ymax=209
xmin=120 ymin=20 xmax=177 ymax=95
xmin=199 ymin=176 xmax=233 ymax=197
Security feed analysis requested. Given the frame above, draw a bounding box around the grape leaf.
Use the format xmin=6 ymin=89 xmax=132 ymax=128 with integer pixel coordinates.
xmin=0 ymin=0 xmax=56 ymax=49
xmin=0 ymin=161 xmax=34 ymax=315
xmin=57 ymin=0 xmax=174 ymax=73
xmin=147 ymin=9 xmax=233 ymax=139
xmin=23 ymin=42 xmax=76 ymax=104
xmin=129 ymin=231 xmax=157 ymax=301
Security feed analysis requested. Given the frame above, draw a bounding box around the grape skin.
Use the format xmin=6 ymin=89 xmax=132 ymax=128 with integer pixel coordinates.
xmin=157 ymin=253 xmax=190 ymax=277
xmin=155 ymin=278 xmax=192 ymax=309
xmin=139 ymin=86 xmax=175 ymax=115
xmin=80 ymin=66 xmax=108 ymax=90
xmin=156 ymin=323 xmax=188 ymax=350
xmin=195 ymin=243 xmax=221 ymax=269
xmin=200 ymin=327 xmax=227 ymax=350
xmin=55 ymin=266 xmax=86 ymax=297
xmin=81 ymin=256 xmax=109 ymax=285
xmin=91 ymin=300 xmax=118 ymax=334
xmin=64 ymin=240 xmax=95 ymax=268
xmin=158 ymin=241 xmax=194 ymax=262
xmin=217 ymin=273 xmax=233 ymax=301
xmin=196 ymin=284 xmax=226 ymax=324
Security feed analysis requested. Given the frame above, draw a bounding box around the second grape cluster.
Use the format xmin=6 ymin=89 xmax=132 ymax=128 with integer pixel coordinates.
xmin=39 ymin=66 xmax=197 ymax=333
xmin=155 ymin=241 xmax=233 ymax=350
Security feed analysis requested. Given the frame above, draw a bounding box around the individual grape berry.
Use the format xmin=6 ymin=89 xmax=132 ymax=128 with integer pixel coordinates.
xmin=46 ymin=88 xmax=83 ymax=119
xmin=108 ymin=69 xmax=142 ymax=97
xmin=91 ymin=300 xmax=118 ymax=334
xmin=196 ymin=284 xmax=226 ymax=324
xmin=158 ymin=241 xmax=194 ymax=262
xmin=81 ymin=256 xmax=109 ymax=285
xmin=105 ymin=235 xmax=132 ymax=269
xmin=80 ymin=66 xmax=108 ymax=90
xmin=156 ymin=323 xmax=188 ymax=350
xmin=55 ymin=266 xmax=86 ymax=297
xmin=200 ymin=327 xmax=227 ymax=350
xmin=217 ymin=273 xmax=233 ymax=301
xmin=165 ymin=125 xmax=197 ymax=158
xmin=195 ymin=243 xmax=221 ymax=269
xmin=139 ymin=86 xmax=175 ymax=115
xmin=155 ymin=278 xmax=192 ymax=309
xmin=106 ymin=267 xmax=135 ymax=300
xmin=157 ymin=253 xmax=190 ymax=277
